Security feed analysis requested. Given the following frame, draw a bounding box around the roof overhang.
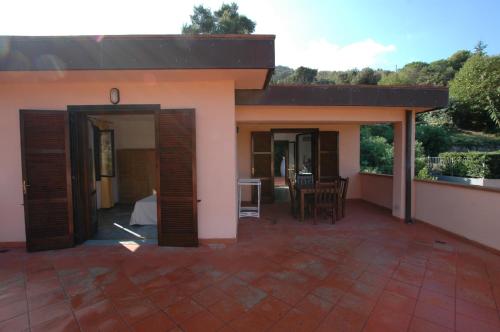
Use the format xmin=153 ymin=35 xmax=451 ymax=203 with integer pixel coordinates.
xmin=0 ymin=34 xmax=275 ymax=89
xmin=235 ymin=85 xmax=449 ymax=111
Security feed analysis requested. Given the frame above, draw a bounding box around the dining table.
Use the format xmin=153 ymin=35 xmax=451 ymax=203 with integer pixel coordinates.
xmin=295 ymin=183 xmax=316 ymax=222
xmin=295 ymin=182 xmax=341 ymax=222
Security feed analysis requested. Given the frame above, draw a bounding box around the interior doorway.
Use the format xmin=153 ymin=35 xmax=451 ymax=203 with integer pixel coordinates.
xmin=20 ymin=105 xmax=198 ymax=251
xmin=250 ymin=128 xmax=339 ymax=206
xmin=70 ymin=108 xmax=159 ymax=244
xmin=272 ymin=128 xmax=318 ymax=202
xmin=88 ymin=114 xmax=157 ymax=241
xmin=69 ymin=106 xmax=198 ymax=247
xmin=272 ymin=129 xmax=318 ymax=203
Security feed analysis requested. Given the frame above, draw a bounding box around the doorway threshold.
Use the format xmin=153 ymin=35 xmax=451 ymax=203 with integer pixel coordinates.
xmin=84 ymin=239 xmax=158 ymax=246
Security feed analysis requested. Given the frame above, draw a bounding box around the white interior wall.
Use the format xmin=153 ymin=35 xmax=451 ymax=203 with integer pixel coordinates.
xmin=93 ymin=115 xmax=155 ymax=207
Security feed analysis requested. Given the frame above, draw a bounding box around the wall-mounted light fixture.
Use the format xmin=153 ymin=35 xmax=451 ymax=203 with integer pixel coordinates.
xmin=110 ymin=88 xmax=120 ymax=104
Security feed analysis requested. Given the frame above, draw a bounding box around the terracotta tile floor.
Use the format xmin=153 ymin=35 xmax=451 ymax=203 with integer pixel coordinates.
xmin=1 ymin=200 xmax=500 ymax=332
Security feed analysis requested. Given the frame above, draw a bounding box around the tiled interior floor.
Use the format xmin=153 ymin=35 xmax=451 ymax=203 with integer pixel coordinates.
xmin=1 ymin=200 xmax=500 ymax=331
xmin=93 ymin=204 xmax=157 ymax=241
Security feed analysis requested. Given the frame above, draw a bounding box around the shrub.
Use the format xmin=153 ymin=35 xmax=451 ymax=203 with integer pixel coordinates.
xmin=486 ymin=153 xmax=500 ymax=178
xmin=361 ymin=124 xmax=393 ymax=144
xmin=414 ymin=141 xmax=427 ymax=175
xmin=416 ymin=166 xmax=436 ymax=180
xmin=416 ymin=124 xmax=452 ymax=156
xmin=439 ymin=151 xmax=500 ymax=179
xmin=360 ymin=135 xmax=393 ymax=174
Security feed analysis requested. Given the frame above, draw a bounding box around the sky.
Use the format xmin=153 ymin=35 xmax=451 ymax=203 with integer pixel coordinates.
xmin=1 ymin=0 xmax=498 ymax=71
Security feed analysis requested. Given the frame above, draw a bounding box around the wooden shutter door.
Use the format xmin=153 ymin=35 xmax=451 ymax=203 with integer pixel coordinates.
xmin=20 ymin=110 xmax=73 ymax=251
xmin=157 ymin=109 xmax=197 ymax=247
xmin=251 ymin=132 xmax=274 ymax=203
xmin=319 ymin=131 xmax=339 ymax=182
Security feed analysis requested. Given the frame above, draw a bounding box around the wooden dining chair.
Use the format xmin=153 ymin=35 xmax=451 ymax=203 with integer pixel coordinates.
xmin=313 ymin=181 xmax=340 ymax=224
xmin=337 ymin=177 xmax=349 ymax=219
xmin=296 ymin=173 xmax=314 ymax=186
xmin=296 ymin=173 xmax=314 ymax=217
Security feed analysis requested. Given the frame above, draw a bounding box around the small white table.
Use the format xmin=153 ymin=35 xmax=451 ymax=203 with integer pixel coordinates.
xmin=238 ymin=178 xmax=261 ymax=218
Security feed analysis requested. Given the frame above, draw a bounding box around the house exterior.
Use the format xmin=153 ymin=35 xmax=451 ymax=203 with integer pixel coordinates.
xmin=0 ymin=34 xmax=453 ymax=251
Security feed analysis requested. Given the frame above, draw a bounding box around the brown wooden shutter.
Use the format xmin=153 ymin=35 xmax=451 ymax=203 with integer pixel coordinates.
xmin=319 ymin=131 xmax=339 ymax=182
xmin=20 ymin=110 xmax=73 ymax=251
xmin=157 ymin=109 xmax=198 ymax=247
xmin=251 ymin=132 xmax=274 ymax=203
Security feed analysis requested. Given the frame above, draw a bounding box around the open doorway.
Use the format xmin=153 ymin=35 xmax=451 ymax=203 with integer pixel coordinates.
xmin=271 ymin=129 xmax=317 ymax=203
xmin=88 ymin=114 xmax=157 ymax=241
xmin=20 ymin=106 xmax=197 ymax=251
xmin=70 ymin=107 xmax=198 ymax=247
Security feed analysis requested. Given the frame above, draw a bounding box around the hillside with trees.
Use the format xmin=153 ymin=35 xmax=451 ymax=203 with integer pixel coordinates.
xmin=272 ymin=44 xmax=500 ymax=175
xmin=181 ymin=4 xmax=500 ymax=176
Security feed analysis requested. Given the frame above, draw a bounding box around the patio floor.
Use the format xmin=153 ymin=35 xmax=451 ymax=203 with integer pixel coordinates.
xmin=1 ymin=201 xmax=500 ymax=331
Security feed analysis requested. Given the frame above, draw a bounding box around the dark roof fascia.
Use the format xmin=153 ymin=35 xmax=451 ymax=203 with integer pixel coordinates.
xmin=235 ymin=85 xmax=449 ymax=109
xmin=0 ymin=35 xmax=275 ymax=72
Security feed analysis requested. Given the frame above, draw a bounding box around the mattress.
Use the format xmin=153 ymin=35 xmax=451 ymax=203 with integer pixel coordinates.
xmin=130 ymin=194 xmax=157 ymax=226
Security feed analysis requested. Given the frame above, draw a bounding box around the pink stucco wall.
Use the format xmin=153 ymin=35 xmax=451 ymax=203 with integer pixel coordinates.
xmin=0 ymin=71 xmax=238 ymax=242
xmin=415 ymin=180 xmax=500 ymax=251
xmin=236 ymin=123 xmax=362 ymax=201
xmin=236 ymin=105 xmax=410 ymax=123
xmin=359 ymin=173 xmax=393 ymax=209
xmin=0 ymin=71 xmax=419 ymax=245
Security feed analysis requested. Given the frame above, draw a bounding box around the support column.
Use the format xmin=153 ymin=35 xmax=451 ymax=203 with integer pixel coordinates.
xmin=392 ymin=111 xmax=416 ymax=222
xmin=405 ymin=110 xmax=415 ymax=224
xmin=392 ymin=122 xmax=404 ymax=219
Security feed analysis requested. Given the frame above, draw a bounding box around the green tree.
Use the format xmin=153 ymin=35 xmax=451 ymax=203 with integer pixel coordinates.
xmin=361 ymin=124 xmax=393 ymax=144
xmin=474 ymin=41 xmax=488 ymax=56
xmin=270 ymin=66 xmax=294 ymax=84
xmin=379 ymin=62 xmax=429 ymax=85
xmin=182 ymin=3 xmax=255 ymax=34
xmin=416 ymin=124 xmax=452 ymax=156
xmin=448 ymin=50 xmax=471 ymax=71
xmin=288 ymin=66 xmax=318 ymax=84
xmin=419 ymin=60 xmax=455 ymax=86
xmin=360 ymin=135 xmax=393 ymax=174
xmin=352 ymin=67 xmax=381 ymax=85
xmin=449 ymin=53 xmax=500 ymax=130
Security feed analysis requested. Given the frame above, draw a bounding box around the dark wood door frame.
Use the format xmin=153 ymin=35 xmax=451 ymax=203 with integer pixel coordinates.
xmin=295 ymin=133 xmax=318 ymax=177
xmin=68 ymin=104 xmax=161 ymax=243
xmin=271 ymin=128 xmax=319 ymax=181
xmin=271 ymin=128 xmax=319 ymax=134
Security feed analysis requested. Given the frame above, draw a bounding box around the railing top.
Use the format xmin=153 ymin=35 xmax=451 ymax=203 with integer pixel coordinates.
xmin=414 ymin=178 xmax=500 ymax=194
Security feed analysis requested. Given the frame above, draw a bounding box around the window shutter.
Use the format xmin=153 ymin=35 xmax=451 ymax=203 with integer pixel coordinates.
xmin=20 ymin=110 xmax=73 ymax=251
xmin=319 ymin=131 xmax=339 ymax=182
xmin=157 ymin=109 xmax=198 ymax=246
xmin=251 ymin=132 xmax=274 ymax=203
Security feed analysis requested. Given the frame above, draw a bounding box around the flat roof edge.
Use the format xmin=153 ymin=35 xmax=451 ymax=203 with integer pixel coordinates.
xmin=0 ymin=35 xmax=275 ymax=72
xmin=235 ymin=85 xmax=449 ymax=109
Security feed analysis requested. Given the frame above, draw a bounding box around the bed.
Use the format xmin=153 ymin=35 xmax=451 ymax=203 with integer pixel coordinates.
xmin=130 ymin=194 xmax=157 ymax=225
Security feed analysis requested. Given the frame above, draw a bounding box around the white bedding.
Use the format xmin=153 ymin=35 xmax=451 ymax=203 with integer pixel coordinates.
xmin=130 ymin=194 xmax=157 ymax=225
